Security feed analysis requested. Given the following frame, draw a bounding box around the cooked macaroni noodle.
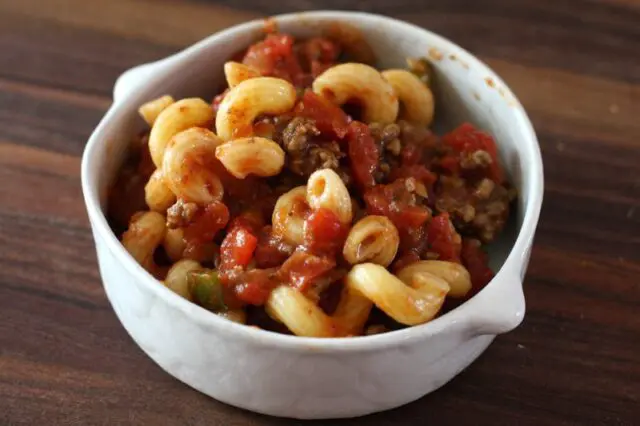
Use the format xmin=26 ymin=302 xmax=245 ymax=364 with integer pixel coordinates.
xmin=215 ymin=137 xmax=285 ymax=178
xmin=138 ymin=95 xmax=175 ymax=126
xmin=215 ymin=77 xmax=297 ymax=141
xmin=163 ymin=228 xmax=187 ymax=262
xmin=162 ymin=128 xmax=224 ymax=204
xmin=109 ymin=31 xmax=515 ymax=338
xmin=343 ymin=215 xmax=399 ymax=267
xmin=148 ymin=98 xmax=213 ymax=168
xmin=145 ymin=169 xmax=176 ymax=212
xmin=121 ymin=211 xmax=166 ymax=275
xmin=224 ymin=61 xmax=261 ymax=88
xmin=382 ymin=69 xmax=435 ymax=126
xmin=312 ymin=63 xmax=399 ymax=124
xmin=306 ymin=168 xmax=353 ymax=224
xmin=164 ymin=259 xmax=200 ymax=300
xmin=272 ymin=186 xmax=308 ymax=245
xmin=266 ymin=283 xmax=373 ymax=337
xmin=163 ymin=228 xmax=217 ymax=263
xmin=345 ymin=263 xmax=449 ymax=326
xmin=396 ymin=260 xmax=472 ymax=298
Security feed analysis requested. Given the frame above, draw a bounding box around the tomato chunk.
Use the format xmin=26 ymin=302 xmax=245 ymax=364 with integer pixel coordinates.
xmin=364 ymin=179 xmax=431 ymax=231
xmin=389 ymin=165 xmax=437 ymax=189
xmin=220 ymin=225 xmax=258 ymax=270
xmin=254 ymin=226 xmax=294 ymax=268
xmin=278 ymin=251 xmax=336 ymax=293
xmin=242 ymin=34 xmax=304 ymax=85
xmin=461 ymin=238 xmax=494 ymax=295
xmin=426 ymin=213 xmax=462 ymax=262
xmin=294 ymin=90 xmax=350 ymax=138
xmin=347 ymin=121 xmax=379 ymax=190
xmin=297 ymin=37 xmax=341 ymax=81
xmin=303 ymin=208 xmax=348 ymax=256
xmin=442 ymin=123 xmax=504 ymax=183
xmin=183 ymin=202 xmax=230 ymax=245
xmin=228 ymin=269 xmax=279 ymax=306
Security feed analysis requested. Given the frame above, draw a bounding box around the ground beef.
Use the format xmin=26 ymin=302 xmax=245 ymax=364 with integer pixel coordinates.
xmin=279 ymin=117 xmax=344 ymax=177
xmin=434 ymin=176 xmax=513 ymax=243
xmin=166 ymin=199 xmax=199 ymax=229
xmin=460 ymin=149 xmax=493 ymax=170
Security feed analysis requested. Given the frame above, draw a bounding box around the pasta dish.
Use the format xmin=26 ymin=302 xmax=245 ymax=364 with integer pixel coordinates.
xmin=108 ymin=30 xmax=516 ymax=337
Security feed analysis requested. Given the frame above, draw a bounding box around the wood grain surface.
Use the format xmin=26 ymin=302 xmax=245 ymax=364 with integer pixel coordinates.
xmin=1 ymin=0 xmax=639 ymax=424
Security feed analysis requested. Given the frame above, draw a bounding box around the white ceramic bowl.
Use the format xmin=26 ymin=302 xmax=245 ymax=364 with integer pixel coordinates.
xmin=81 ymin=11 xmax=543 ymax=419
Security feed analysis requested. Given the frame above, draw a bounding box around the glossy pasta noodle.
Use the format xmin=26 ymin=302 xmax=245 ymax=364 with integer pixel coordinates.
xmin=108 ymin=30 xmax=516 ymax=337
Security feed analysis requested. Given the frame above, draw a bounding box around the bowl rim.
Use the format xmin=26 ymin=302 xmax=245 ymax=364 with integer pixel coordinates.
xmin=81 ymin=10 xmax=544 ymax=352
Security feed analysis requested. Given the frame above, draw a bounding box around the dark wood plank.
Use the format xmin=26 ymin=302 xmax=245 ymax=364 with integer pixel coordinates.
xmin=1 ymin=0 xmax=639 ymax=425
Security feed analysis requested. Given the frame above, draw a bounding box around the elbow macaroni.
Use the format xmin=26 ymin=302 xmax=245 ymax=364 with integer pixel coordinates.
xmin=215 ymin=77 xmax=297 ymax=141
xmin=272 ymin=186 xmax=309 ymax=246
xmin=138 ymin=95 xmax=175 ymax=126
xmin=145 ymin=169 xmax=176 ymax=212
xmin=224 ymin=61 xmax=260 ymax=88
xmin=306 ymin=168 xmax=353 ymax=224
xmin=312 ymin=63 xmax=399 ymax=124
xmin=343 ymin=216 xmax=399 ymax=267
xmin=162 ymin=127 xmax=225 ymax=204
xmin=121 ymin=211 xmax=166 ymax=276
xmin=148 ymin=98 xmax=213 ymax=168
xmin=396 ymin=260 xmax=472 ymax=298
xmin=163 ymin=228 xmax=187 ymax=262
xmin=164 ymin=259 xmax=201 ymax=300
xmin=163 ymin=228 xmax=217 ymax=263
xmin=266 ymin=283 xmax=373 ymax=338
xmin=215 ymin=137 xmax=285 ymax=179
xmin=345 ymin=263 xmax=449 ymax=326
xmin=381 ymin=69 xmax=435 ymax=126
xmin=266 ymin=260 xmax=469 ymax=336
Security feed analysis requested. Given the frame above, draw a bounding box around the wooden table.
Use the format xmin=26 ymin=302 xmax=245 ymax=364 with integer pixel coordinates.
xmin=1 ymin=0 xmax=638 ymax=424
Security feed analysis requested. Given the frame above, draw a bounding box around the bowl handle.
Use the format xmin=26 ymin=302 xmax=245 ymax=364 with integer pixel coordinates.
xmin=463 ymin=265 xmax=526 ymax=337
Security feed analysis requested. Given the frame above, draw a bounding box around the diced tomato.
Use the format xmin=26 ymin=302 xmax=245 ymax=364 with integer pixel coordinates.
xmin=294 ymin=90 xmax=350 ymax=138
xmin=426 ymin=213 xmax=462 ymax=262
xmin=299 ymin=37 xmax=340 ymax=65
xmin=242 ymin=34 xmax=304 ymax=85
xmin=297 ymin=37 xmax=341 ymax=77
xmin=303 ymin=208 xmax=348 ymax=256
xmin=220 ymin=225 xmax=258 ymax=270
xmin=254 ymin=226 xmax=294 ymax=268
xmin=364 ymin=179 xmax=431 ymax=231
xmin=183 ymin=202 xmax=230 ymax=245
xmin=231 ymin=269 xmax=279 ymax=305
xmin=439 ymin=155 xmax=460 ymax=175
xmin=400 ymin=143 xmax=423 ymax=166
xmin=389 ymin=165 xmax=437 ymax=189
xmin=461 ymin=238 xmax=494 ymax=295
xmin=442 ymin=123 xmax=504 ymax=183
xmin=347 ymin=121 xmax=379 ymax=190
xmin=278 ymin=251 xmax=336 ymax=293
xmin=228 ymin=209 xmax=264 ymax=234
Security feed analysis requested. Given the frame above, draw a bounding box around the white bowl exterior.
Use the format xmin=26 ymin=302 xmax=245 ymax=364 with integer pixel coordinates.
xmin=82 ymin=12 xmax=543 ymax=419
xmin=94 ymin=226 xmax=494 ymax=418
